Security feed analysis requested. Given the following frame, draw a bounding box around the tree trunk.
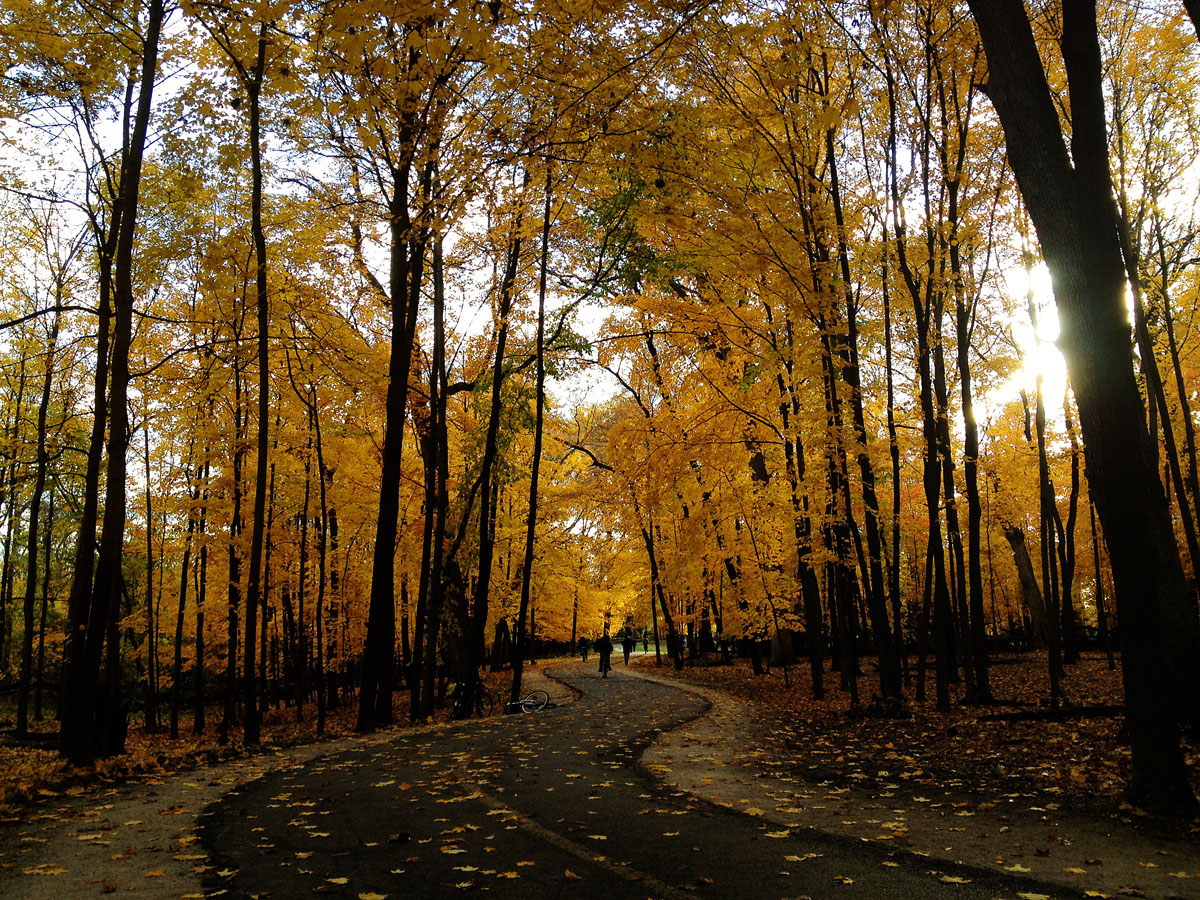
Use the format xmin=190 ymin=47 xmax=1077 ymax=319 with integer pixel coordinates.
xmin=512 ymin=174 xmax=552 ymax=705
xmin=240 ymin=25 xmax=270 ymax=748
xmin=824 ymin=130 xmax=901 ymax=704
xmin=193 ymin=455 xmax=210 ymax=735
xmin=968 ymin=0 xmax=1200 ymax=814
xmin=142 ymin=421 xmax=159 ymax=731
xmin=467 ymin=184 xmax=528 ymax=681
xmin=358 ymin=154 xmax=430 ymax=732
xmin=171 ymin=460 xmax=200 ymax=740
xmin=1003 ymin=524 xmax=1049 ymax=646
xmin=221 ymin=360 xmax=246 ymax=744
xmin=63 ymin=0 xmax=164 ymax=765
xmin=18 ymin=303 xmax=59 ymax=737
xmin=35 ymin=488 xmax=52 ymax=722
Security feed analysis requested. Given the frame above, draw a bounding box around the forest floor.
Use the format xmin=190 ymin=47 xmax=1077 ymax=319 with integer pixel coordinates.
xmin=629 ymin=650 xmax=1200 ymax=822
xmin=628 ymin=652 xmax=1200 ymax=820
xmin=0 ymin=652 xmax=1197 ymax=823
xmin=0 ymin=655 xmax=1198 ymax=900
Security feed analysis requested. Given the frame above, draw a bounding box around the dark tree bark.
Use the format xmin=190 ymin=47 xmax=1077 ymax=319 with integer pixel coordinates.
xmin=467 ymin=186 xmax=527 ymax=682
xmin=220 ymin=355 xmax=247 ymax=744
xmin=193 ymin=454 xmax=210 ymax=735
xmin=358 ymin=152 xmax=431 ymax=732
xmin=1003 ymin=524 xmax=1049 ymax=645
xmin=511 ymin=172 xmax=552 ymax=706
xmin=314 ymin=404 xmax=329 ymax=735
xmin=18 ymin=304 xmax=59 ymax=737
xmin=62 ymin=0 xmax=164 ymax=765
xmin=296 ymin=424 xmax=312 ymax=721
xmin=825 ymin=131 xmax=901 ymax=704
xmin=881 ymin=250 xmax=906 ymax=687
xmin=1030 ymin=380 xmax=1065 ymax=703
xmin=171 ymin=459 xmax=200 ymax=739
xmin=240 ymin=24 xmax=270 ymax=747
xmin=968 ymin=0 xmax=1200 ymax=814
xmin=417 ymin=235 xmax=450 ymax=719
xmin=1059 ymin=402 xmax=1082 ymax=664
xmin=640 ymin=519 xmax=683 ymax=670
xmin=61 ymin=116 xmax=118 ymax=761
xmin=1090 ymin=500 xmax=1116 ymax=670
xmin=141 ymin=421 xmax=159 ymax=732
xmin=943 ymin=55 xmax=993 ymax=699
xmin=35 ymin=488 xmax=52 ymax=722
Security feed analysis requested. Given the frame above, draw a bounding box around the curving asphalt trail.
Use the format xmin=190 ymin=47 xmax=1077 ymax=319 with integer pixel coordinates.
xmin=201 ymin=665 xmax=1082 ymax=899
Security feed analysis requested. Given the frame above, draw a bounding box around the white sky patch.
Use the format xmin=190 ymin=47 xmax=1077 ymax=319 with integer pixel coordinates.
xmin=993 ymin=259 xmax=1069 ymax=419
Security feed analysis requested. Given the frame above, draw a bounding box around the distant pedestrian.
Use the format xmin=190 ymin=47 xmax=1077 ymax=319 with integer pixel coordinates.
xmin=578 ymin=635 xmax=590 ymax=662
xmin=595 ymin=633 xmax=613 ymax=677
xmin=621 ymin=633 xmax=635 ymax=665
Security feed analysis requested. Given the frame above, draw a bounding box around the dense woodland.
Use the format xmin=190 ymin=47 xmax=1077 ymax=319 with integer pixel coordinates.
xmin=0 ymin=0 xmax=1199 ymax=814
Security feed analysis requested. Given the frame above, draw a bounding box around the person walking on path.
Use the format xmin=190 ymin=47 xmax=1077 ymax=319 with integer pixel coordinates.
xmin=622 ymin=633 xmax=635 ymax=665
xmin=578 ymin=635 xmax=589 ymax=662
xmin=595 ymin=633 xmax=613 ymax=677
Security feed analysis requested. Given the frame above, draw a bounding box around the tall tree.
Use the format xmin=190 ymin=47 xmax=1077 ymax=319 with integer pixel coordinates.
xmin=967 ymin=0 xmax=1200 ymax=814
xmin=62 ymin=0 xmax=166 ymax=766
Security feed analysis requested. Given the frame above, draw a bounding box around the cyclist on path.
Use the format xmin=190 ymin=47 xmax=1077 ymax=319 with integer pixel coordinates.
xmin=595 ymin=633 xmax=613 ymax=677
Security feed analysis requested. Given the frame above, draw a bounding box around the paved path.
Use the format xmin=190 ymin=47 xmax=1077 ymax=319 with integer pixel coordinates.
xmin=197 ymin=666 xmax=1082 ymax=899
xmin=1 ymin=662 xmax=1196 ymax=899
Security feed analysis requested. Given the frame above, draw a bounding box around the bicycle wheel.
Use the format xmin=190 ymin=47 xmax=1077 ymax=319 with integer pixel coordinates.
xmin=474 ymin=689 xmax=495 ymax=717
xmin=519 ymin=690 xmax=550 ymax=712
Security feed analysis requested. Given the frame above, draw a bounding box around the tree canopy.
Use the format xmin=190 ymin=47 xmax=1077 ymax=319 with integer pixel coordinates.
xmin=1 ymin=0 xmax=1199 ymax=814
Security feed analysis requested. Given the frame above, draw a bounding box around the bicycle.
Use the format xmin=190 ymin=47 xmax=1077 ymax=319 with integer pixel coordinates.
xmin=449 ymin=679 xmax=495 ymax=719
xmin=503 ymin=689 xmax=556 ymax=714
